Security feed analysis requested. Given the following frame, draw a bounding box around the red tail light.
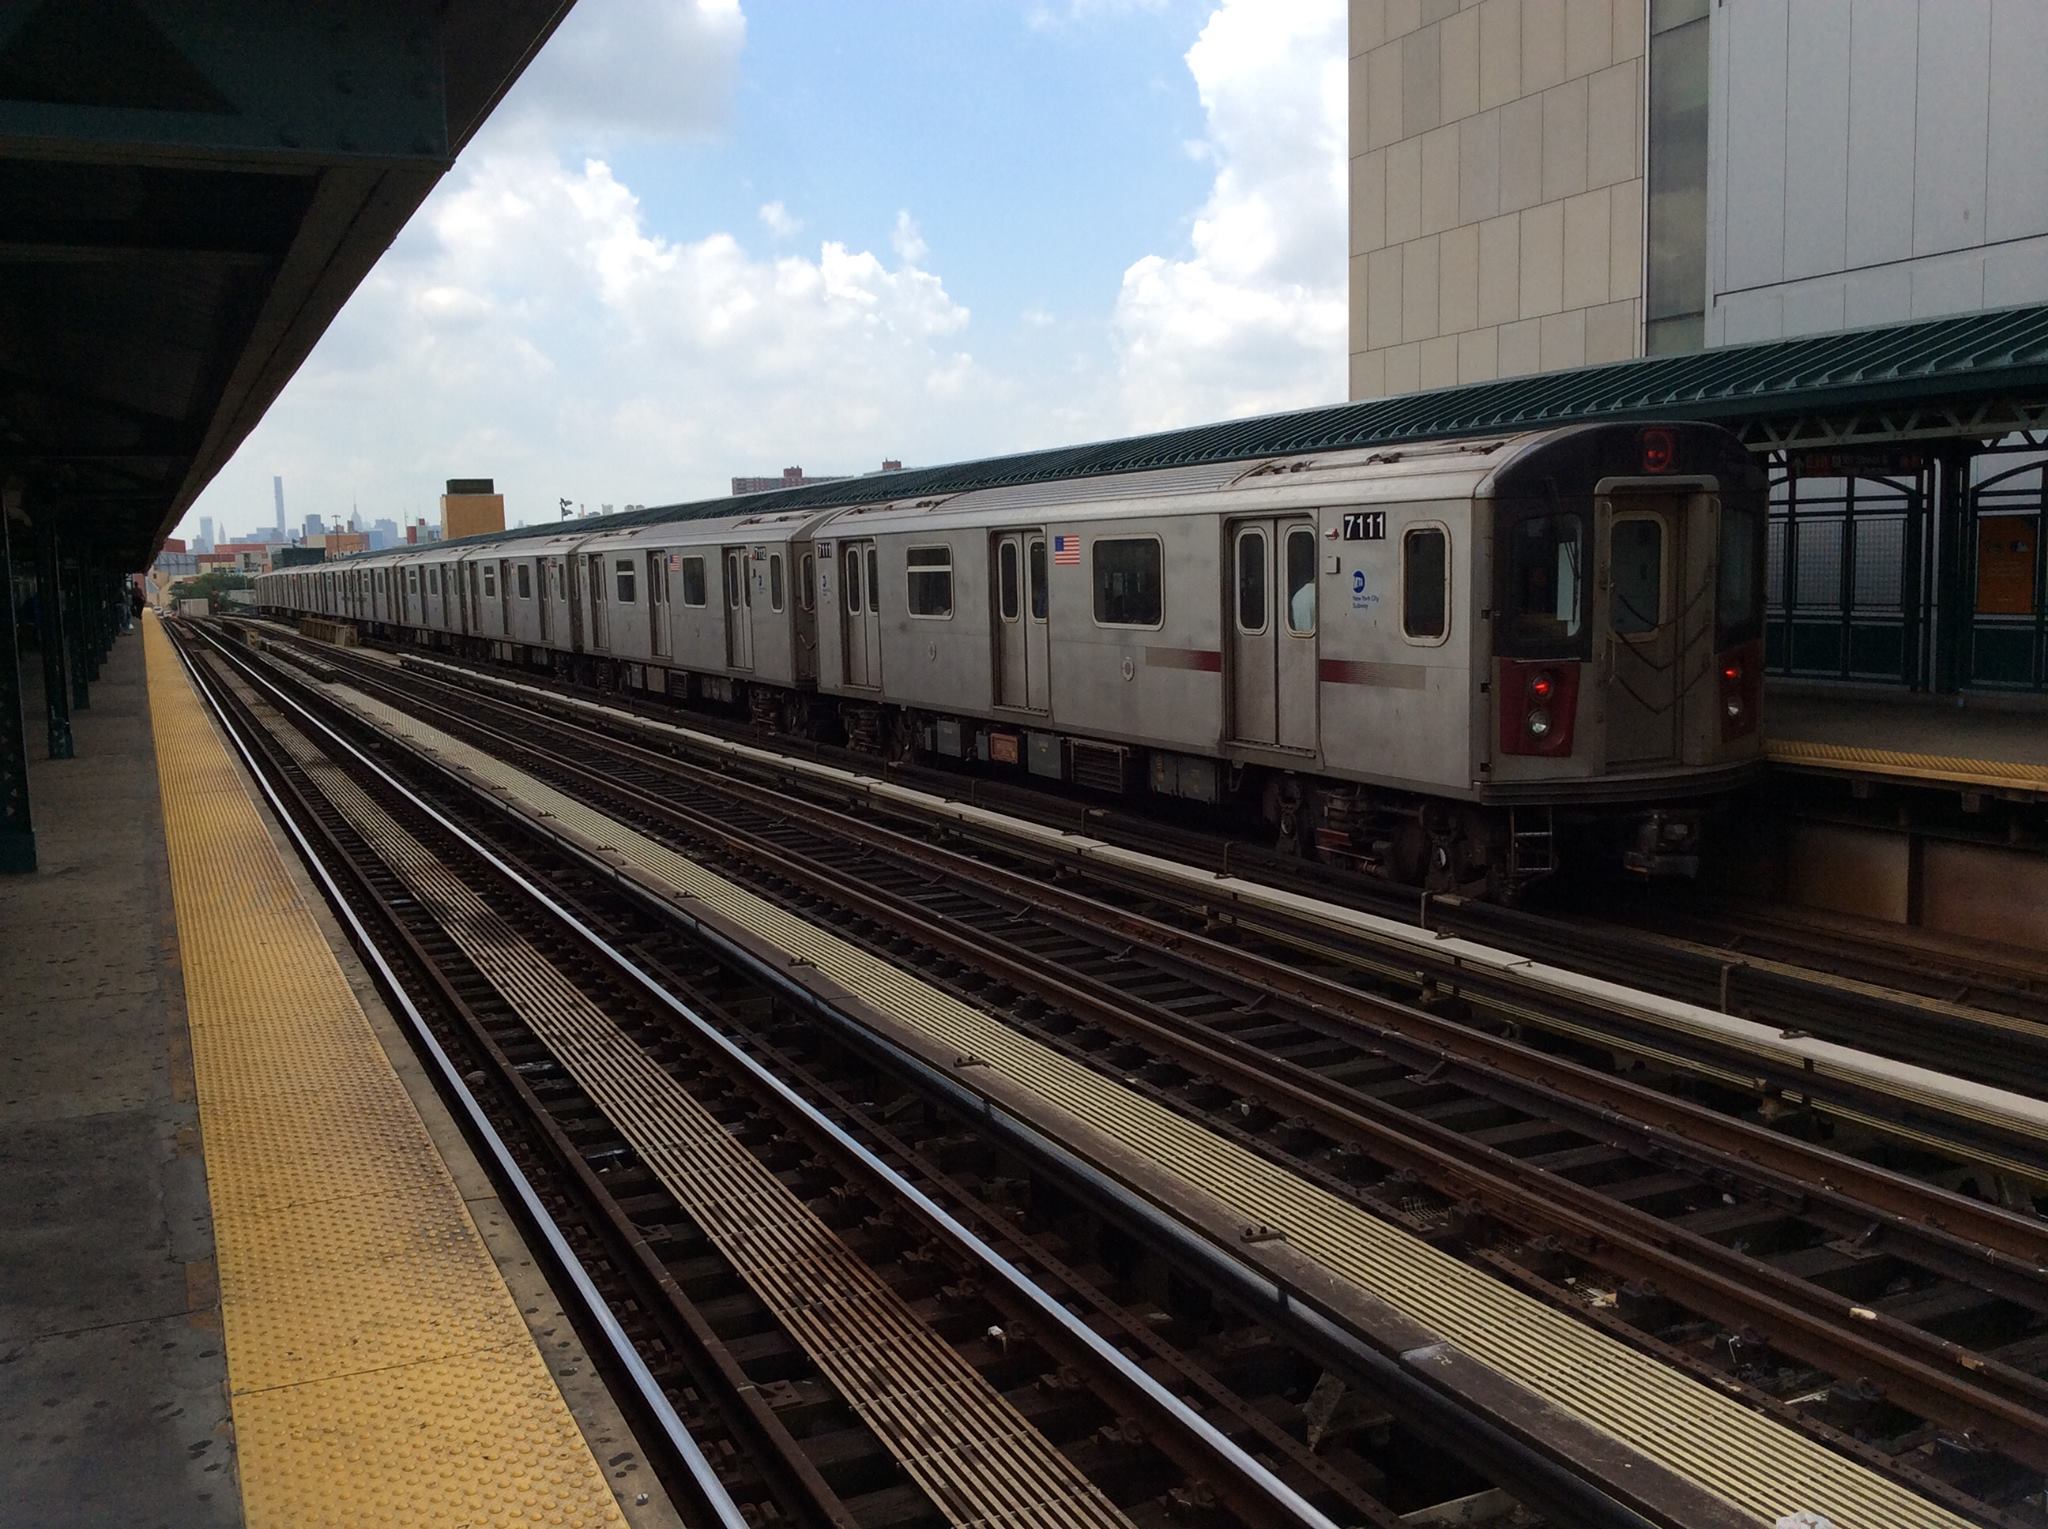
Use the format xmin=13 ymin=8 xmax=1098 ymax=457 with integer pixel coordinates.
xmin=1717 ymin=645 xmax=1761 ymax=741
xmin=1499 ymin=660 xmax=1579 ymax=756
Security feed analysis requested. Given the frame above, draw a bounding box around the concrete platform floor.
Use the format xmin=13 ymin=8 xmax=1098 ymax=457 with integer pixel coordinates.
xmin=1 ymin=626 xmax=680 ymax=1528
xmin=0 ymin=628 xmax=236 ymax=1528
xmin=1768 ymin=681 xmax=2048 ymax=768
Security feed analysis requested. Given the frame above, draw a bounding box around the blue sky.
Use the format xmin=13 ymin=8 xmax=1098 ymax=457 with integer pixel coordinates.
xmin=180 ymin=0 xmax=1345 ymax=544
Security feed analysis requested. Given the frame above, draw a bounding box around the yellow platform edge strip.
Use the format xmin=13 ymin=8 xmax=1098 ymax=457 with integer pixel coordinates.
xmin=144 ymin=620 xmax=626 ymax=1529
xmin=1768 ymin=737 xmax=2048 ymax=791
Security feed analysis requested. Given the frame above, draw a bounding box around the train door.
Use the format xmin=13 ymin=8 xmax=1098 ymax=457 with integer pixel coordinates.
xmin=991 ymin=531 xmax=1050 ymax=710
xmin=649 ymin=551 xmax=672 ymax=658
xmin=464 ymin=562 xmax=479 ymax=635
xmin=1227 ymin=517 xmax=1319 ymax=751
xmin=586 ymin=553 xmax=607 ymax=649
xmin=1597 ymin=494 xmax=1685 ymax=767
xmin=723 ymin=547 xmax=754 ymax=670
xmin=840 ymin=538 xmax=881 ymax=687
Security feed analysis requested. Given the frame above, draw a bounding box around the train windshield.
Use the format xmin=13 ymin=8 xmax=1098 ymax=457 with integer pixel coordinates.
xmin=1500 ymin=510 xmax=1585 ymax=655
xmin=1715 ymin=497 xmax=1763 ymax=648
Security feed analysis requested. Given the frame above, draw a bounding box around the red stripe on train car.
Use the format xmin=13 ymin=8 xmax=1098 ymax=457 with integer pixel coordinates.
xmin=1143 ymin=647 xmax=1224 ymax=672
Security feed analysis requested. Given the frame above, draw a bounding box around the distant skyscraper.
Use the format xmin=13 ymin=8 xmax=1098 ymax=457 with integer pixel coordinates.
xmin=196 ymin=516 xmax=215 ymax=553
xmin=303 ymin=514 xmax=326 ymax=540
xmin=371 ymin=517 xmax=399 ymax=551
xmin=273 ymin=475 xmax=286 ymax=533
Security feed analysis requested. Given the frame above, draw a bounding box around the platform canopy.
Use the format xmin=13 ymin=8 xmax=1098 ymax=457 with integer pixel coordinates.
xmin=0 ymin=0 xmax=576 ymax=570
xmin=423 ymin=301 xmax=2048 ymax=550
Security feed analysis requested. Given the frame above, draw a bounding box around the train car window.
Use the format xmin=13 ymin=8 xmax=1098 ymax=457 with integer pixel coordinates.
xmin=408 ymin=568 xmax=419 ymax=594
xmin=1029 ymin=539 xmax=1047 ymax=619
xmin=865 ymin=546 xmax=879 ymax=611
xmin=1402 ymin=527 xmax=1448 ymax=641
xmin=1093 ymin=537 xmax=1162 ymax=627
xmin=800 ymin=552 xmax=815 ymax=611
xmin=680 ymin=556 xmax=707 ymax=606
xmin=725 ymin=555 xmax=740 ymax=609
xmin=516 ymin=563 xmax=532 ymax=599
xmin=845 ymin=547 xmax=864 ymax=614
xmin=1235 ymin=529 xmax=1267 ymax=633
xmin=906 ymin=546 xmax=953 ymax=618
xmin=615 ymin=559 xmax=636 ymax=603
xmin=482 ymin=566 xmax=496 ymax=597
xmin=428 ymin=568 xmax=440 ymax=595
xmin=769 ymin=553 xmax=785 ymax=612
xmin=1610 ymin=519 xmax=1663 ymax=634
xmin=1501 ymin=512 xmax=1584 ymax=651
xmin=998 ymin=541 xmax=1020 ymax=621
xmin=1286 ymin=527 xmax=1316 ymax=635
xmin=1715 ymin=499 xmax=1763 ymax=648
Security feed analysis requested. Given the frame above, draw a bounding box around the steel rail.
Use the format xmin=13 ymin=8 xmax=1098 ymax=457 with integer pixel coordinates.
xmin=318 ymin=649 xmax=2048 ymax=1481
xmin=186 ymin=622 xmax=1358 ymax=1529
xmin=180 ymin=637 xmax=862 ymax=1526
xmin=163 ymin=623 xmax=755 ymax=1529
xmin=221 ymin=632 xmax=2022 ymax=1523
xmin=340 ymin=633 xmax=2048 ymax=1101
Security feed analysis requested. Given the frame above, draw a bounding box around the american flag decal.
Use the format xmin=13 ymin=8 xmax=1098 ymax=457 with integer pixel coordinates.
xmin=1052 ymin=534 xmax=1080 ymax=566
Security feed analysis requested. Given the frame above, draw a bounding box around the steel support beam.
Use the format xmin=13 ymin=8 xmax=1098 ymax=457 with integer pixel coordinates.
xmin=62 ymin=552 xmax=89 ymax=708
xmin=0 ymin=497 xmax=32 ymax=870
xmin=1932 ymin=444 xmax=1974 ymax=696
xmin=33 ymin=518 xmax=71 ymax=758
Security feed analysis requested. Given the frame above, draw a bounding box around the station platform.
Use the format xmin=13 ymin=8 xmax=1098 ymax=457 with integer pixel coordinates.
xmin=0 ymin=620 xmax=671 ymax=1528
xmin=1765 ymin=680 xmax=2048 ymax=799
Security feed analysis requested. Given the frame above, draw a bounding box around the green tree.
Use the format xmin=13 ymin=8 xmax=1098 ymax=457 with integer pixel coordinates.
xmin=168 ymin=569 xmax=255 ymax=612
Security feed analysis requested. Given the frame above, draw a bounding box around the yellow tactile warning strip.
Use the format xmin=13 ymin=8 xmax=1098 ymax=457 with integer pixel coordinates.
xmin=143 ymin=621 xmax=627 ymax=1529
xmin=328 ymin=678 xmax=1970 ymax=1529
xmin=256 ymin=710 xmax=1132 ymax=1529
xmin=1768 ymin=737 xmax=2048 ymax=795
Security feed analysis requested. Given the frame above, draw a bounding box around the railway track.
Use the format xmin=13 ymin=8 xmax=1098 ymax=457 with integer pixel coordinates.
xmin=208 ymin=620 xmax=2048 ymax=1526
xmin=169 ymin=623 xmax=1604 ymax=1527
xmin=238 ymin=614 xmax=2048 ymax=1109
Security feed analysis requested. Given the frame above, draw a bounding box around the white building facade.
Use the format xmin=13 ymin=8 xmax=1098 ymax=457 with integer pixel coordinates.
xmin=1349 ymin=0 xmax=2048 ymax=396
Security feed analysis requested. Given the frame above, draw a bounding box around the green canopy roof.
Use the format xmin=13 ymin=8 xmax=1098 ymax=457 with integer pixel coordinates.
xmin=435 ymin=301 xmax=2048 ymax=551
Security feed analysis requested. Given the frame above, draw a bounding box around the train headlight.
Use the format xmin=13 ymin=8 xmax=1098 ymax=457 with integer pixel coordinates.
xmin=1724 ymin=697 xmax=1743 ymax=720
xmin=1526 ymin=708 xmax=1552 ymax=739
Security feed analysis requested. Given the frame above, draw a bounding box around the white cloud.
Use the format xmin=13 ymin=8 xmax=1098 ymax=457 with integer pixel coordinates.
xmin=757 ymin=200 xmax=802 ymax=240
xmin=178 ymin=0 xmax=1350 ymax=544
xmin=1109 ymin=0 xmax=1346 ymax=430
xmin=484 ymin=0 xmax=746 ymax=146
xmin=183 ymin=150 xmax=1028 ymax=536
xmin=891 ymin=210 xmax=930 ymax=267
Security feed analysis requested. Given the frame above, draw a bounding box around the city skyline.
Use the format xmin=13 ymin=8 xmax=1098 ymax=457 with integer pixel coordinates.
xmin=170 ymin=0 xmax=1345 ymax=547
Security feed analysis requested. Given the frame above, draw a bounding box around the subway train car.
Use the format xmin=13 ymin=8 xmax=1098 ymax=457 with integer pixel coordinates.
xmin=257 ymin=420 xmax=1767 ymax=896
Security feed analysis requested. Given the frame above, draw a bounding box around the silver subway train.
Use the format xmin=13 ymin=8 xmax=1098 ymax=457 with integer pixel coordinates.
xmin=255 ymin=421 xmax=1768 ymax=896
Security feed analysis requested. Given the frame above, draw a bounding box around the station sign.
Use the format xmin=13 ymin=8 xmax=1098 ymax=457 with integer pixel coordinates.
xmin=1785 ymin=445 xmax=1929 ymax=479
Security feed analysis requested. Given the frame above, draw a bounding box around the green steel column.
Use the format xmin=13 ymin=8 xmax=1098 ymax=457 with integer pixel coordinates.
xmin=1932 ymin=445 xmax=1971 ymax=696
xmin=62 ymin=554 xmax=89 ymax=710
xmin=82 ymin=559 xmax=104 ymax=680
xmin=0 ymin=506 xmax=33 ymax=871
xmin=33 ymin=520 xmax=71 ymax=760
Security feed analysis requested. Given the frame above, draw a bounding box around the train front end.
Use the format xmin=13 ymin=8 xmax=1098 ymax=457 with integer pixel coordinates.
xmin=1482 ymin=421 xmax=1768 ymax=879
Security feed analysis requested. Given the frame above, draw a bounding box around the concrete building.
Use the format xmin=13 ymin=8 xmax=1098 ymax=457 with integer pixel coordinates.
xmin=731 ymin=465 xmax=854 ymax=495
xmin=1348 ymin=0 xmax=2048 ymax=396
xmin=440 ymin=478 xmax=506 ymax=541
